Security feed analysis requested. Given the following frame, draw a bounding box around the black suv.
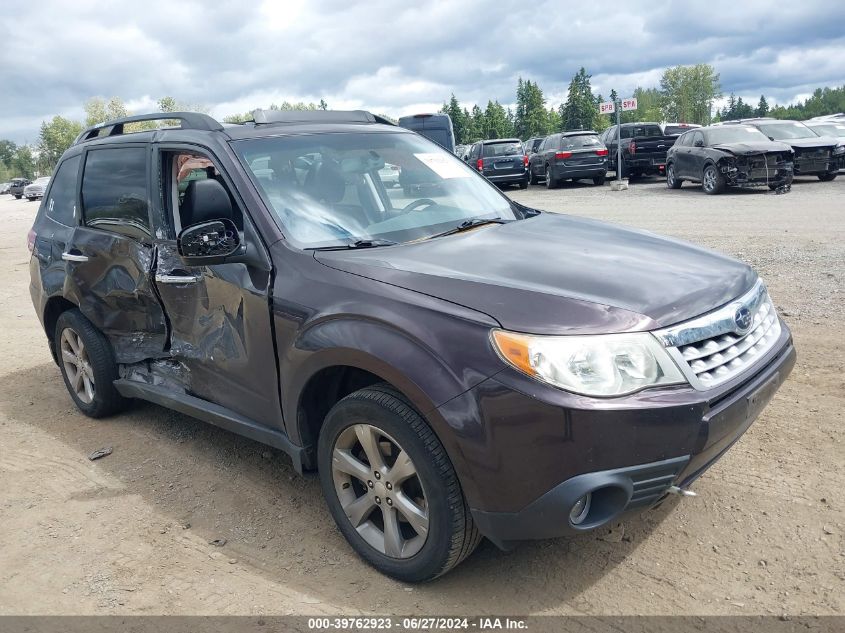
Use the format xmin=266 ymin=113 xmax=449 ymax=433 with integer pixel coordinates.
xmin=29 ymin=110 xmax=795 ymax=582
xmin=10 ymin=177 xmax=31 ymax=198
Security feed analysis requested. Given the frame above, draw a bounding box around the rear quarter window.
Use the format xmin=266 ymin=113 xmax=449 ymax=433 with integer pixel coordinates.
xmin=44 ymin=155 xmax=81 ymax=226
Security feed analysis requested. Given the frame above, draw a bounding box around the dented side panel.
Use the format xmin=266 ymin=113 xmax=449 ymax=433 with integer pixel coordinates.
xmin=62 ymin=226 xmax=168 ymax=362
xmin=153 ymin=242 xmax=281 ymax=429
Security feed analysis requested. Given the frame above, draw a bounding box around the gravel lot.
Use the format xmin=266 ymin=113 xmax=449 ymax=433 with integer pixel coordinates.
xmin=0 ymin=176 xmax=842 ymax=616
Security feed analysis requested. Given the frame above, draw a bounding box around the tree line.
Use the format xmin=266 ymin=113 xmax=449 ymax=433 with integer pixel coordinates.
xmin=3 ymin=68 xmax=845 ymax=179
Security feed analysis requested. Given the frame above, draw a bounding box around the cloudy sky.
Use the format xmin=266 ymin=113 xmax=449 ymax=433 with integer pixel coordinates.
xmin=2 ymin=0 xmax=844 ymax=143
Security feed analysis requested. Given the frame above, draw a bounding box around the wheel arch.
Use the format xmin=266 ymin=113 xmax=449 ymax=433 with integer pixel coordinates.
xmin=42 ymin=295 xmax=79 ymax=364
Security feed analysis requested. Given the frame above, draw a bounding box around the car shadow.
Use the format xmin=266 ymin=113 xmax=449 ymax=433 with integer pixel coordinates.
xmin=0 ymin=362 xmax=681 ymax=613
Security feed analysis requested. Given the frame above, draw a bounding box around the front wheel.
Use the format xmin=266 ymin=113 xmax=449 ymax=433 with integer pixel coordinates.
xmin=818 ymin=172 xmax=838 ymax=182
xmin=666 ymin=163 xmax=682 ymax=189
xmin=529 ymin=167 xmax=539 ymax=185
xmin=55 ymin=309 xmax=129 ymax=418
xmin=702 ymin=164 xmax=725 ymax=195
xmin=318 ymin=384 xmax=481 ymax=582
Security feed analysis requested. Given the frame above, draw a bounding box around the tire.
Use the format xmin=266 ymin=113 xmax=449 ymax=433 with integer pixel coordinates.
xmin=518 ymin=178 xmax=528 ymax=190
xmin=818 ymin=173 xmax=837 ymax=182
xmin=592 ymin=175 xmax=606 ymax=186
xmin=55 ymin=309 xmax=129 ymax=418
xmin=529 ymin=166 xmax=539 ymax=185
xmin=702 ymin=164 xmax=725 ymax=195
xmin=666 ymin=163 xmax=682 ymax=189
xmin=545 ymin=164 xmax=557 ymax=189
xmin=318 ymin=383 xmax=482 ymax=582
xmin=15 ymin=194 xmax=22 ymax=199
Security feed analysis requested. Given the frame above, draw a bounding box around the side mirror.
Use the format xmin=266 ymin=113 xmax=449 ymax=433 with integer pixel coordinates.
xmin=177 ymin=218 xmax=243 ymax=266
xmin=694 ymin=139 xmax=705 ymax=147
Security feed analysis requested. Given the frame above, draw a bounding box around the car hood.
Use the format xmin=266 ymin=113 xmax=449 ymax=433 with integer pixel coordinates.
xmin=780 ymin=136 xmax=837 ymax=149
xmin=314 ymin=214 xmax=756 ymax=335
xmin=711 ymin=141 xmax=793 ymax=154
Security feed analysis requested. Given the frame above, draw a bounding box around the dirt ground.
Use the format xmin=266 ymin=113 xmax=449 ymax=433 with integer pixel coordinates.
xmin=0 ymin=176 xmax=842 ymax=616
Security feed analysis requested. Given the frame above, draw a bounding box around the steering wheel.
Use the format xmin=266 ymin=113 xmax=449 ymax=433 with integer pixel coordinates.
xmin=403 ymin=198 xmax=438 ymax=212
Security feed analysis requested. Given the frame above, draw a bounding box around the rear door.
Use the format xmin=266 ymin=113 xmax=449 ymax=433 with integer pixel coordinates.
xmin=557 ymin=133 xmax=608 ymax=169
xmin=480 ymin=140 xmax=524 ymax=178
xmin=63 ymin=144 xmax=168 ymax=363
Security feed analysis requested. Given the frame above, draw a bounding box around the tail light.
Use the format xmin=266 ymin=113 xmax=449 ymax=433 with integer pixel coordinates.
xmin=555 ymin=151 xmax=573 ymax=160
xmin=27 ymin=229 xmax=36 ymax=254
xmin=476 ymin=158 xmax=484 ymax=171
xmin=628 ymin=141 xmax=637 ymax=154
xmin=595 ymin=148 xmax=609 ymax=157
xmin=523 ymin=155 xmax=529 ymax=167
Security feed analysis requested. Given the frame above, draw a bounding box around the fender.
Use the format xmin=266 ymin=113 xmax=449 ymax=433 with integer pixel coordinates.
xmin=280 ymin=314 xmax=499 ymax=507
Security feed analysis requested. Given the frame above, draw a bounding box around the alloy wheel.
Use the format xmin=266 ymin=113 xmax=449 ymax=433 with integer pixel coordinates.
xmin=667 ymin=165 xmax=675 ymax=187
xmin=60 ymin=327 xmax=95 ymax=404
xmin=331 ymin=423 xmax=429 ymax=559
xmin=703 ymin=166 xmax=716 ymax=192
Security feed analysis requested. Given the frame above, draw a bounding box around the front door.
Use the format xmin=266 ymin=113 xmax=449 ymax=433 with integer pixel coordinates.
xmin=151 ymin=146 xmax=282 ymax=428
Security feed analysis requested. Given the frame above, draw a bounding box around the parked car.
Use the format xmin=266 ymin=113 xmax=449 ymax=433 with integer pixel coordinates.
xmin=666 ymin=125 xmax=793 ymax=194
xmin=378 ymin=163 xmax=401 ymax=188
xmin=0 ymin=182 xmax=10 ymax=194
xmin=397 ymin=113 xmax=455 ymax=153
xmin=599 ymin=122 xmax=677 ymax=178
xmin=804 ymin=120 xmax=845 ymax=170
xmin=465 ymin=138 xmax=529 ymax=188
xmin=9 ymin=177 xmax=31 ymax=198
xmin=24 ymin=176 xmax=51 ymax=201
xmin=30 ymin=110 xmax=795 ymax=582
xmin=523 ymin=137 xmax=544 ymax=156
xmin=528 ymin=130 xmax=608 ymax=187
xmin=662 ymin=122 xmax=701 ymax=136
xmin=723 ymin=119 xmax=841 ymax=181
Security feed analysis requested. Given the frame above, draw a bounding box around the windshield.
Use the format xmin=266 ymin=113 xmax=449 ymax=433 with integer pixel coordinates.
xmin=756 ymin=122 xmax=817 ymax=140
xmin=808 ymin=123 xmax=845 ymax=137
xmin=235 ymin=131 xmax=519 ymax=248
xmin=704 ymin=127 xmax=771 ymax=144
xmin=34 ymin=177 xmax=50 ymax=185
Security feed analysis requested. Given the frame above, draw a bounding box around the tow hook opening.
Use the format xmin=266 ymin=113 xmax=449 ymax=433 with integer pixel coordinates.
xmin=666 ymin=485 xmax=697 ymax=497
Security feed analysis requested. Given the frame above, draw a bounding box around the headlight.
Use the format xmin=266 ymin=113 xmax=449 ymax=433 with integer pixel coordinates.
xmin=833 ymin=144 xmax=845 ymax=155
xmin=491 ymin=330 xmax=686 ymax=397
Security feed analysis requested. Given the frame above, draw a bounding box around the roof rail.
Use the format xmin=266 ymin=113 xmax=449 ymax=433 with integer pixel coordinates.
xmin=74 ymin=112 xmax=224 ymax=145
xmin=251 ymin=109 xmax=396 ymax=126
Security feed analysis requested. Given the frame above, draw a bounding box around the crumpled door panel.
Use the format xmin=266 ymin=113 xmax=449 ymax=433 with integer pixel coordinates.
xmin=62 ymin=227 xmax=168 ymax=363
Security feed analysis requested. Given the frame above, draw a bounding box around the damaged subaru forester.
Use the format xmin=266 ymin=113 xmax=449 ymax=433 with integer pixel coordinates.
xmin=28 ymin=110 xmax=795 ymax=582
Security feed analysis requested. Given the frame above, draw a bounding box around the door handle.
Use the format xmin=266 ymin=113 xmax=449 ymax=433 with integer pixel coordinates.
xmin=155 ymin=273 xmax=201 ymax=284
xmin=62 ymin=252 xmax=89 ymax=262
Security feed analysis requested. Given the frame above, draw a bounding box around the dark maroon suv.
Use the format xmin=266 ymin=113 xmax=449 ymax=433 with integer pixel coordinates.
xmin=28 ymin=110 xmax=795 ymax=582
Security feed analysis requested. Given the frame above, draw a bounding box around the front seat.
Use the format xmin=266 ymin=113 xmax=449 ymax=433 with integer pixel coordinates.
xmin=181 ymin=179 xmax=235 ymax=227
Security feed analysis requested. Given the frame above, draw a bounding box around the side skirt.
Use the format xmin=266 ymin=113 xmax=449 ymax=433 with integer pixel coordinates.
xmin=113 ymin=379 xmax=306 ymax=474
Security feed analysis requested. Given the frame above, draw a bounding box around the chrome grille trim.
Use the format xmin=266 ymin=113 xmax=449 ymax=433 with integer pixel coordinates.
xmin=653 ymin=280 xmax=783 ymax=390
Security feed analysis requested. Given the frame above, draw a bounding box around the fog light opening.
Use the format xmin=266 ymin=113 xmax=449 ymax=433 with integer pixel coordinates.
xmin=569 ymin=493 xmax=592 ymax=525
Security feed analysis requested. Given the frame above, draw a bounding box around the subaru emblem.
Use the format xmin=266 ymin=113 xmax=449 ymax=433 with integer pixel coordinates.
xmin=734 ymin=305 xmax=753 ymax=333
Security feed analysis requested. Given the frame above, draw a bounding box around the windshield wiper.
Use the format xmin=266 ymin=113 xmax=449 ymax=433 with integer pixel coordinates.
xmin=310 ymin=238 xmax=399 ymax=251
xmin=427 ymin=218 xmax=509 ymax=240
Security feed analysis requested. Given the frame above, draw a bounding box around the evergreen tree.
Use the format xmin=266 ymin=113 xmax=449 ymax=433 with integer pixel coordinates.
xmin=560 ymin=68 xmax=600 ymax=131
xmin=756 ymin=95 xmax=769 ymax=117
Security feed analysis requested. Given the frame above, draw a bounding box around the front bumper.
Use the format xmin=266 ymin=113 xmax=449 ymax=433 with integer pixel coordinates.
xmin=444 ymin=325 xmax=795 ymax=548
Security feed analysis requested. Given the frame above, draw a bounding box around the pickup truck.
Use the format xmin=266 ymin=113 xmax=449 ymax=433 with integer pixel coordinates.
xmin=599 ymin=123 xmax=678 ymax=178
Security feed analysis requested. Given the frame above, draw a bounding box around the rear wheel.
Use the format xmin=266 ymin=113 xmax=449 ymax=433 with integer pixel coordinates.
xmin=666 ymin=163 xmax=682 ymax=189
xmin=592 ymin=175 xmax=606 ymax=186
xmin=545 ymin=164 xmax=557 ymax=189
xmin=15 ymin=194 xmax=21 ymax=199
xmin=702 ymin=164 xmax=725 ymax=195
xmin=318 ymin=384 xmax=481 ymax=582
xmin=518 ymin=178 xmax=528 ymax=189
xmin=55 ymin=309 xmax=129 ymax=418
xmin=818 ymin=172 xmax=837 ymax=182
xmin=529 ymin=166 xmax=539 ymax=185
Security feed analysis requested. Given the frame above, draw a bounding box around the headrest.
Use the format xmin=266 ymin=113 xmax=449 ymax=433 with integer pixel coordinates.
xmin=305 ymin=161 xmax=346 ymax=204
xmin=181 ymin=179 xmax=234 ymax=227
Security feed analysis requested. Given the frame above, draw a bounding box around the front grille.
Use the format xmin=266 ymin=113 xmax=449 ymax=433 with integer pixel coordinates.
xmin=795 ymin=148 xmax=832 ymax=173
xmin=654 ymin=281 xmax=782 ymax=390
